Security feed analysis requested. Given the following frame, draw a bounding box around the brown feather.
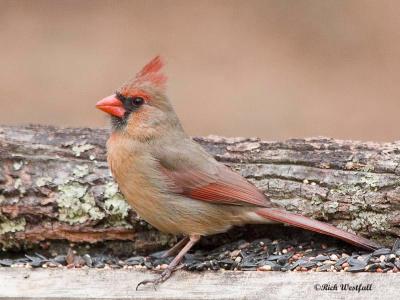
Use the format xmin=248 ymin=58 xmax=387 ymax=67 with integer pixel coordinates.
xmin=256 ymin=208 xmax=380 ymax=250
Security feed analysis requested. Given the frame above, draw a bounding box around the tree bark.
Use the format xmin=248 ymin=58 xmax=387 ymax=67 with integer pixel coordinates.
xmin=0 ymin=125 xmax=399 ymax=251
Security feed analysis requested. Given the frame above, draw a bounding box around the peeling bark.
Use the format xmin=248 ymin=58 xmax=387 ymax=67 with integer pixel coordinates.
xmin=0 ymin=125 xmax=399 ymax=251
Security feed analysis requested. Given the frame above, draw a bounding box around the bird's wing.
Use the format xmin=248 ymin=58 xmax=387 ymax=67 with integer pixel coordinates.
xmin=156 ymin=144 xmax=272 ymax=207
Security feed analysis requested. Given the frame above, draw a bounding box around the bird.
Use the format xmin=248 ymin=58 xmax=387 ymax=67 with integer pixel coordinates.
xmin=96 ymin=56 xmax=381 ymax=289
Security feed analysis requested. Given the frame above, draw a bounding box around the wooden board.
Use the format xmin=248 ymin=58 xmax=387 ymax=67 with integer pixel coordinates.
xmin=0 ymin=268 xmax=398 ymax=300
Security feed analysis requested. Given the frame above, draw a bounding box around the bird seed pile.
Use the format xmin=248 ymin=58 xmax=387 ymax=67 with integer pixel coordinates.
xmin=1 ymin=237 xmax=399 ymax=274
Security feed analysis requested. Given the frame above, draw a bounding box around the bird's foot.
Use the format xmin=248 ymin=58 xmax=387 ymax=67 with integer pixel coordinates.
xmin=136 ymin=268 xmax=173 ymax=291
xmin=136 ymin=235 xmax=200 ymax=291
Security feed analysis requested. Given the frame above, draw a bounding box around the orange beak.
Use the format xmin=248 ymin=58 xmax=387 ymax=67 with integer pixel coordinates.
xmin=96 ymin=94 xmax=126 ymax=118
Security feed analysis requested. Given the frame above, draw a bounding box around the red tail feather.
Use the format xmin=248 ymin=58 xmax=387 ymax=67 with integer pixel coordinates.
xmin=256 ymin=208 xmax=381 ymax=250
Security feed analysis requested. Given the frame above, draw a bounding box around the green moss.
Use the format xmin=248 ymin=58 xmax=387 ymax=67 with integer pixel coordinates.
xmin=57 ymin=182 xmax=105 ymax=225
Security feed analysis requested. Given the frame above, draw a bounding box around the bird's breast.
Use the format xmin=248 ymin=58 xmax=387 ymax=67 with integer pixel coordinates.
xmin=107 ymin=135 xmax=158 ymax=204
xmin=106 ymin=135 xmax=183 ymax=232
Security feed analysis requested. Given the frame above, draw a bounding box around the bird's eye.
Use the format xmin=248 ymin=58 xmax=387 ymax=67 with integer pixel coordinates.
xmin=131 ymin=97 xmax=144 ymax=106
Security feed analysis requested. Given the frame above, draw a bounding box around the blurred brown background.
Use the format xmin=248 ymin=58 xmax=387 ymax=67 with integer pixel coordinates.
xmin=0 ymin=0 xmax=399 ymax=141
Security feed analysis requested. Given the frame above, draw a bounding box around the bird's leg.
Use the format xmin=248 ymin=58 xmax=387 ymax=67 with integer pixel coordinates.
xmin=136 ymin=234 xmax=200 ymax=290
xmin=160 ymin=236 xmax=190 ymax=258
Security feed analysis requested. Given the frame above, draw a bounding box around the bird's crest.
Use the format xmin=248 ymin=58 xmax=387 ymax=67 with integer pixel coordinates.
xmin=131 ymin=56 xmax=167 ymax=90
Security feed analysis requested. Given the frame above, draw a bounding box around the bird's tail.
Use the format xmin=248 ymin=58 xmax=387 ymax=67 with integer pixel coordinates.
xmin=256 ymin=208 xmax=381 ymax=250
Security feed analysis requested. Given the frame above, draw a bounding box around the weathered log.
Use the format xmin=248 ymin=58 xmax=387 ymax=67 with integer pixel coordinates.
xmin=0 ymin=125 xmax=399 ymax=251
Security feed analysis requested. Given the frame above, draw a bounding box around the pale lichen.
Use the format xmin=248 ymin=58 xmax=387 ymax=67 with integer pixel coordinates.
xmin=103 ymin=182 xmax=132 ymax=228
xmin=227 ymin=142 xmax=261 ymax=152
xmin=104 ymin=182 xmax=120 ymax=199
xmin=0 ymin=215 xmax=26 ymax=235
xmin=0 ymin=215 xmax=26 ymax=250
xmin=350 ymin=211 xmax=388 ymax=232
xmin=336 ymin=221 xmax=355 ymax=233
xmin=13 ymin=161 xmax=23 ymax=171
xmin=310 ymin=195 xmax=324 ymax=206
xmin=14 ymin=178 xmax=26 ymax=195
xmin=349 ymin=193 xmax=369 ymax=212
xmin=57 ymin=182 xmax=105 ymax=225
xmin=359 ymin=173 xmax=381 ymax=190
xmin=35 ymin=177 xmax=52 ymax=187
xmin=72 ymin=165 xmax=90 ymax=178
xmin=323 ymin=201 xmax=339 ymax=214
xmin=332 ymin=184 xmax=362 ymax=196
xmin=72 ymin=144 xmax=94 ymax=157
xmin=14 ymin=178 xmax=22 ymax=189
xmin=361 ymin=164 xmax=375 ymax=172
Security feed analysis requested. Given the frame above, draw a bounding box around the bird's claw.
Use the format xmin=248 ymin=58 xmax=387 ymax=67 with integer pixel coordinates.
xmin=136 ymin=269 xmax=172 ymax=291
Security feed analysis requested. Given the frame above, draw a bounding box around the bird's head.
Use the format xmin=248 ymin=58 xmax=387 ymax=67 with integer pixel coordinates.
xmin=96 ymin=56 xmax=182 ymax=139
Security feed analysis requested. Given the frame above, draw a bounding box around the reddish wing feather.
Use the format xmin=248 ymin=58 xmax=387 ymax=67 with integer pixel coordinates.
xmin=160 ymin=163 xmax=271 ymax=207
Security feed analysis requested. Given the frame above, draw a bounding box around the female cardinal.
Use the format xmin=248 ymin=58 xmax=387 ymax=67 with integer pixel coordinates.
xmin=96 ymin=56 xmax=380 ymax=288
